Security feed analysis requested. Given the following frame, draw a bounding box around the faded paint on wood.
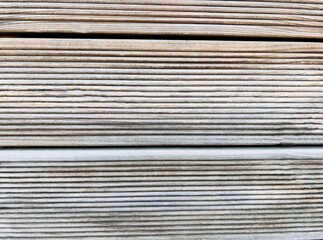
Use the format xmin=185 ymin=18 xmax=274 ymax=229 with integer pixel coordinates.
xmin=0 ymin=38 xmax=323 ymax=146
xmin=0 ymin=147 xmax=323 ymax=239
xmin=0 ymin=0 xmax=323 ymax=39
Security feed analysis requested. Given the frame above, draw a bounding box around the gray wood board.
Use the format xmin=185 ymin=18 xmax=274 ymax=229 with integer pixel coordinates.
xmin=1 ymin=147 xmax=323 ymax=239
xmin=1 ymin=0 xmax=323 ymax=39
xmin=1 ymin=38 xmax=323 ymax=146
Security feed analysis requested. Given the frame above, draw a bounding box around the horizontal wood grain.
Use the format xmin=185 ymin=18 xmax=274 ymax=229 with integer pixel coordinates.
xmin=1 ymin=38 xmax=323 ymax=146
xmin=1 ymin=0 xmax=323 ymax=38
xmin=1 ymin=147 xmax=323 ymax=239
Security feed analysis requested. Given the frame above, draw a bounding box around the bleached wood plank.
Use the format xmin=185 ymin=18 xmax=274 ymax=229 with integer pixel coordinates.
xmin=0 ymin=147 xmax=323 ymax=239
xmin=1 ymin=38 xmax=323 ymax=146
xmin=0 ymin=0 xmax=323 ymax=38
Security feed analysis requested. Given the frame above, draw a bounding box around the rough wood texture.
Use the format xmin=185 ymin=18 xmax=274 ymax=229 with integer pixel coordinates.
xmin=1 ymin=147 xmax=323 ymax=239
xmin=1 ymin=38 xmax=323 ymax=146
xmin=1 ymin=0 xmax=323 ymax=39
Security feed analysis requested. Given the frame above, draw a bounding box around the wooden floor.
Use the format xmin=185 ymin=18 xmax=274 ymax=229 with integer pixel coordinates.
xmin=1 ymin=0 xmax=323 ymax=239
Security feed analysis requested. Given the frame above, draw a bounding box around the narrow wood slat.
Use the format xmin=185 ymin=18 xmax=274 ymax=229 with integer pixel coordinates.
xmin=1 ymin=147 xmax=323 ymax=239
xmin=1 ymin=38 xmax=323 ymax=146
xmin=1 ymin=0 xmax=323 ymax=38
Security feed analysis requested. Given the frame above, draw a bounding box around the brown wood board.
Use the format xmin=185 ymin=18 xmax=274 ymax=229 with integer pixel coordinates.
xmin=1 ymin=0 xmax=323 ymax=39
xmin=1 ymin=38 xmax=323 ymax=146
xmin=1 ymin=147 xmax=323 ymax=239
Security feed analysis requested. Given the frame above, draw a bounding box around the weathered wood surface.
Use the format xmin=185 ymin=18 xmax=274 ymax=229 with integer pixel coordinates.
xmin=1 ymin=0 xmax=323 ymax=39
xmin=1 ymin=38 xmax=323 ymax=146
xmin=1 ymin=147 xmax=323 ymax=239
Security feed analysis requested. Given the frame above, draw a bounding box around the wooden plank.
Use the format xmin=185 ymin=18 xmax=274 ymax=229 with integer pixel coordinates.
xmin=1 ymin=38 xmax=323 ymax=146
xmin=1 ymin=0 xmax=323 ymax=39
xmin=1 ymin=147 xmax=323 ymax=239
